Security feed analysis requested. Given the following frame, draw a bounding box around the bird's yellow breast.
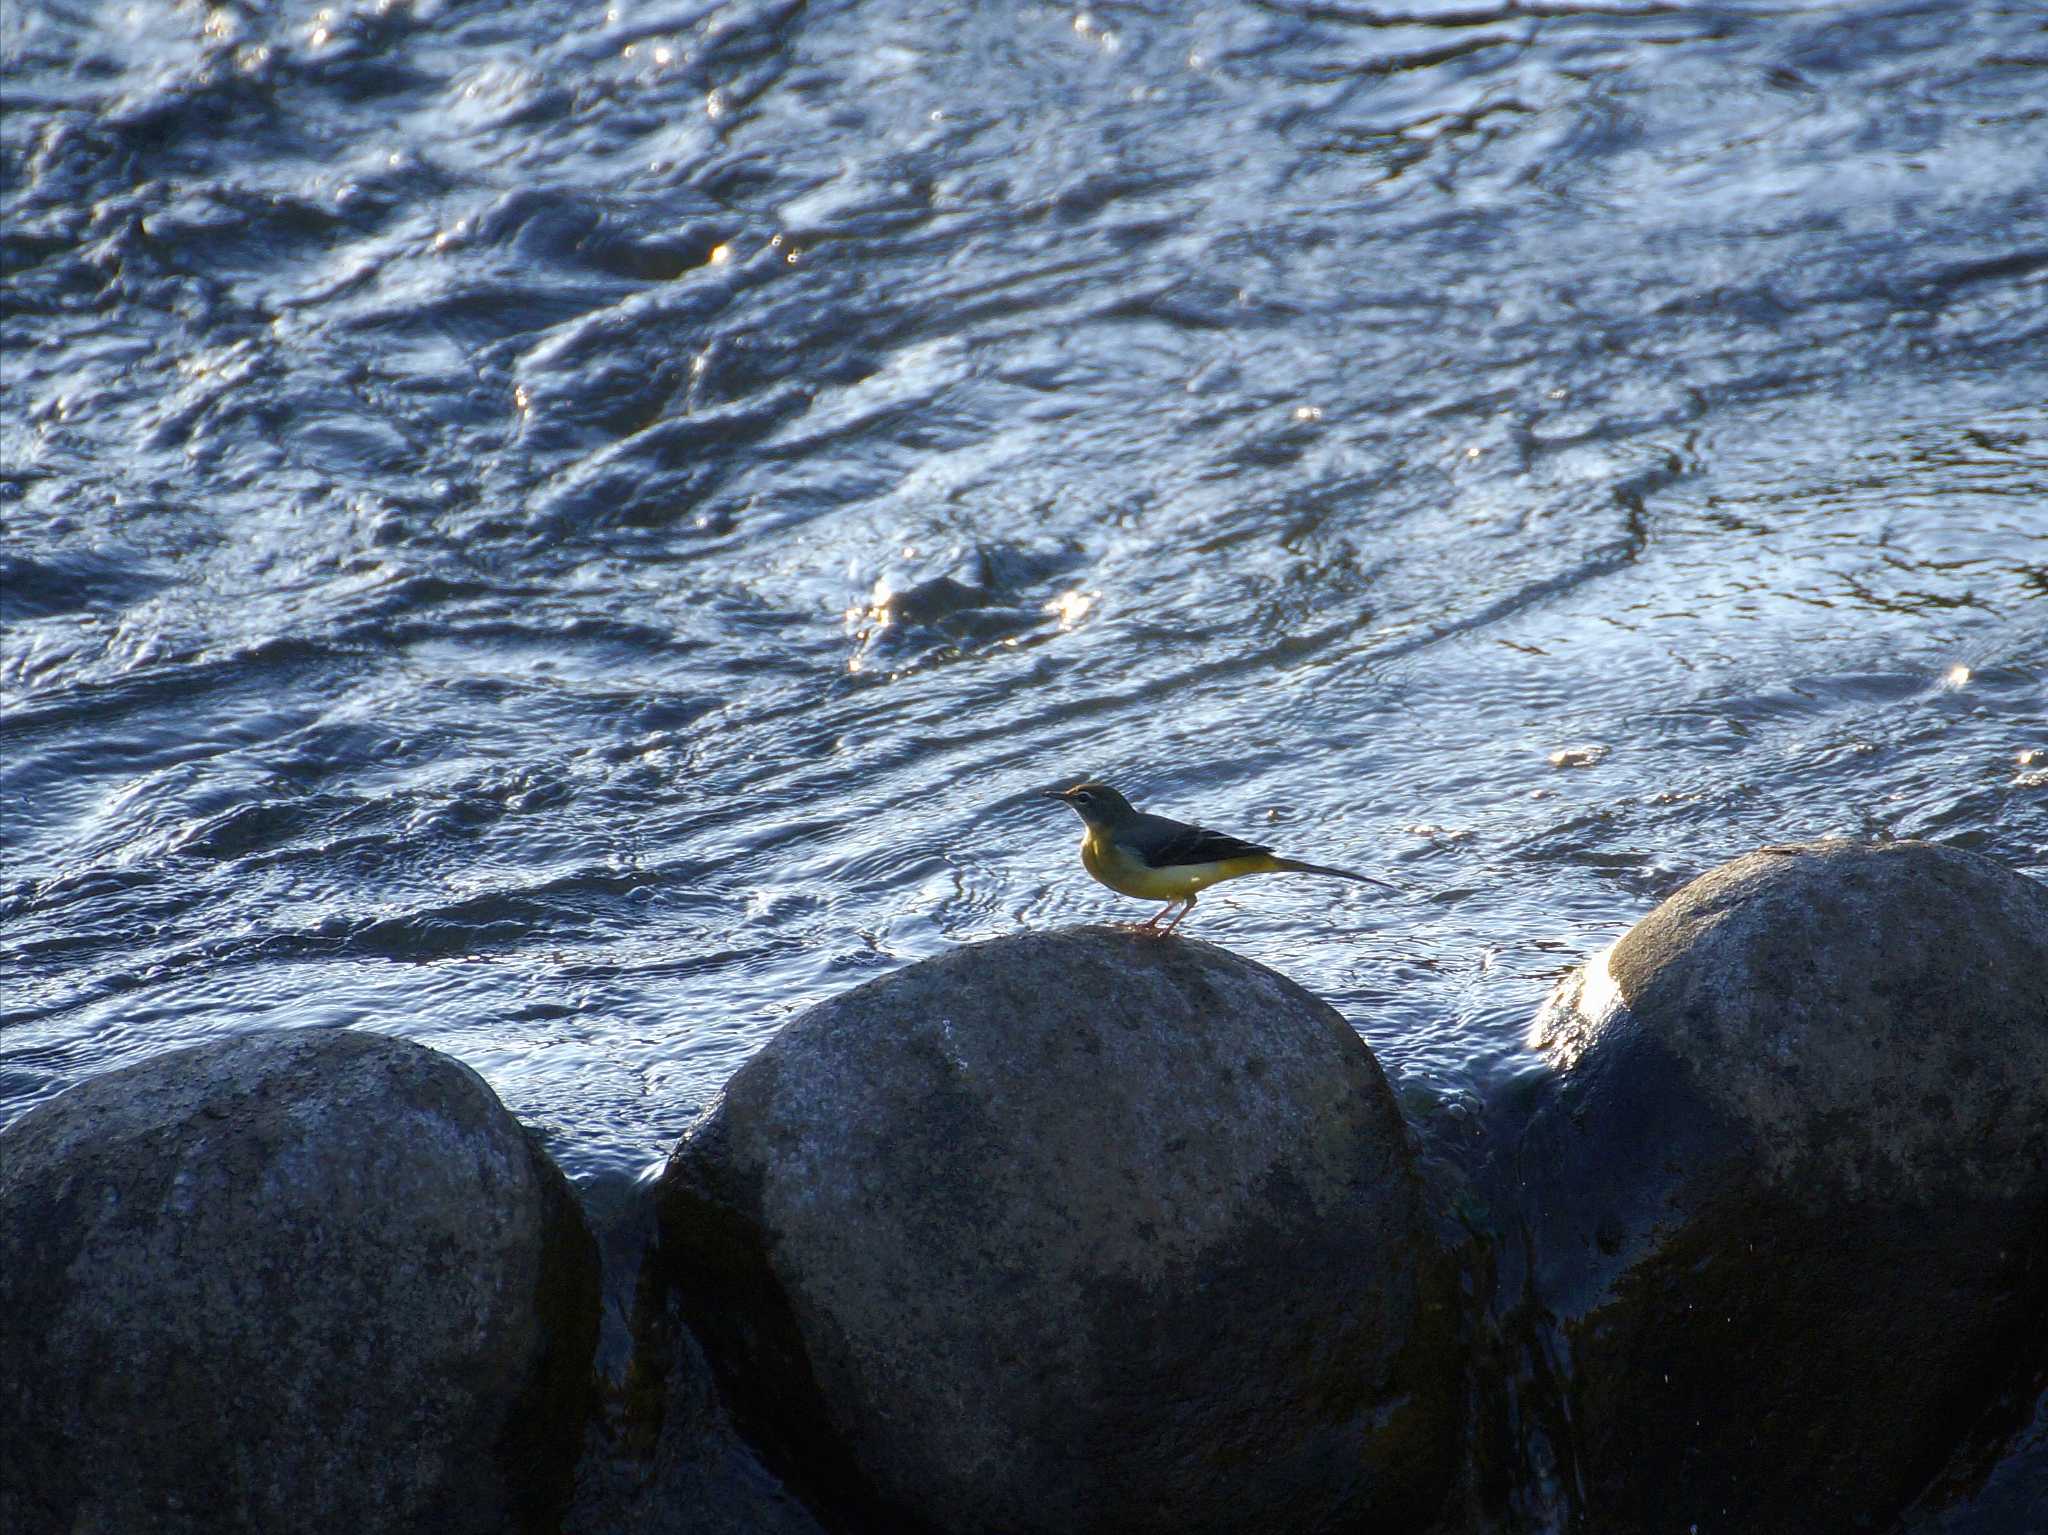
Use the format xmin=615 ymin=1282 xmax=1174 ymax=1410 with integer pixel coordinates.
xmin=1080 ymin=828 xmax=1275 ymax=900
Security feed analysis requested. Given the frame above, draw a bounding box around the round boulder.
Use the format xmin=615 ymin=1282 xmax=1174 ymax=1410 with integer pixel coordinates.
xmin=659 ymin=925 xmax=1457 ymax=1534
xmin=1521 ymin=839 xmax=2048 ymax=1534
xmin=0 ymin=1029 xmax=599 ymax=1535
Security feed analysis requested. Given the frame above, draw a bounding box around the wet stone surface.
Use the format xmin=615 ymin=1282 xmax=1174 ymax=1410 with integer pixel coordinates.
xmin=1518 ymin=842 xmax=2048 ymax=1535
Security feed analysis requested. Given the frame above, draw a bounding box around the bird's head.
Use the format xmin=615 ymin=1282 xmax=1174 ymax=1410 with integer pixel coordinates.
xmin=1044 ymin=781 xmax=1134 ymax=827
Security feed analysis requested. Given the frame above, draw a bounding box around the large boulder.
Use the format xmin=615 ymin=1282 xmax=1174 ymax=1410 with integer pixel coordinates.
xmin=659 ymin=925 xmax=1459 ymax=1535
xmin=1521 ymin=839 xmax=2048 ymax=1534
xmin=0 ymin=1029 xmax=599 ymax=1535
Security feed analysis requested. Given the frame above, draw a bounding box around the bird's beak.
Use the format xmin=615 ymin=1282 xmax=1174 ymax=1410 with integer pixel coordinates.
xmin=1042 ymin=786 xmax=1071 ymax=801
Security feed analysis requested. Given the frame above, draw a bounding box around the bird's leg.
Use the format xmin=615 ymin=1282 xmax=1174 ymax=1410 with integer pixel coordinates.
xmin=1136 ymin=902 xmax=1176 ymax=930
xmin=1158 ymin=894 xmax=1196 ymax=935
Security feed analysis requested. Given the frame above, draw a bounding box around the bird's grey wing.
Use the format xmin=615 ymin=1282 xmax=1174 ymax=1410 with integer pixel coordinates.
xmin=1122 ymin=813 xmax=1272 ymax=869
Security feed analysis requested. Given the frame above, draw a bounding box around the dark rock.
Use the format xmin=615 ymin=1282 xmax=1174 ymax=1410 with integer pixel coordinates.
xmin=563 ymin=1176 xmax=829 ymax=1535
xmin=0 ymin=1029 xmax=599 ymax=1535
xmin=1896 ymin=1372 xmax=2048 ymax=1535
xmin=658 ymin=925 xmax=1459 ymax=1535
xmin=566 ymin=1301 xmax=835 ymax=1535
xmin=1520 ymin=840 xmax=2048 ymax=1534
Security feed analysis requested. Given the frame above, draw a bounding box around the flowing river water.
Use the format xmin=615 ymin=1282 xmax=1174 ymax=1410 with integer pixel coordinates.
xmin=4 ymin=0 xmax=2047 ymax=1516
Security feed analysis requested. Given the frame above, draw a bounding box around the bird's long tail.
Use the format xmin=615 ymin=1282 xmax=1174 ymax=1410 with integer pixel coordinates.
xmin=1268 ymin=857 xmax=1398 ymax=892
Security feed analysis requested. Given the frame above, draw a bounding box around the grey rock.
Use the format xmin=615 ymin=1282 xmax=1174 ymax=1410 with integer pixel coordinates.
xmin=0 ymin=1028 xmax=599 ymax=1535
xmin=659 ymin=925 xmax=1458 ymax=1535
xmin=1521 ymin=840 xmax=2048 ymax=1534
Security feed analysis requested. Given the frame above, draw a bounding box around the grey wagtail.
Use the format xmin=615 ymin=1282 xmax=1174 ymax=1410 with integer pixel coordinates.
xmin=1045 ymin=781 xmax=1396 ymax=934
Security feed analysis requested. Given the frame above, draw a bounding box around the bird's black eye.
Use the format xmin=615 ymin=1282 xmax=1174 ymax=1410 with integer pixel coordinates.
xmin=1074 ymin=789 xmax=1093 ymax=803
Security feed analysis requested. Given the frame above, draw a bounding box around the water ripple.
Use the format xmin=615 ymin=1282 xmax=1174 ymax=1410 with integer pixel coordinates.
xmin=3 ymin=0 xmax=2044 ymax=1227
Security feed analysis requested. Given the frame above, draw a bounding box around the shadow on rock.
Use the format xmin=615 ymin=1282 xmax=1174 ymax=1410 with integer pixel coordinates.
xmin=564 ymin=1173 xmax=828 ymax=1535
xmin=1513 ymin=840 xmax=2048 ymax=1534
xmin=656 ymin=924 xmax=1461 ymax=1535
xmin=0 ymin=1029 xmax=599 ymax=1535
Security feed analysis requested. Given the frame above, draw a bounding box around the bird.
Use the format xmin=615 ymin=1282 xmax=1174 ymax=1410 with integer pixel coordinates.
xmin=1044 ymin=781 xmax=1396 ymax=934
